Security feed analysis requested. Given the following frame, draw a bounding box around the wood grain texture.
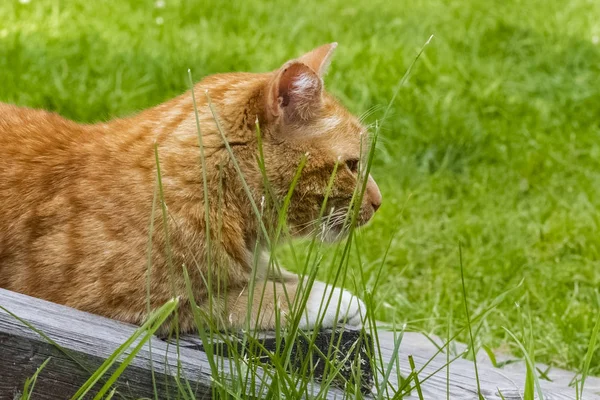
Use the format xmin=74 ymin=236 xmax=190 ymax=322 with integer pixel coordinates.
xmin=0 ymin=288 xmax=348 ymax=399
xmin=0 ymin=288 xmax=215 ymax=399
xmin=1 ymin=288 xmax=599 ymax=399
xmin=371 ymin=331 xmax=600 ymax=399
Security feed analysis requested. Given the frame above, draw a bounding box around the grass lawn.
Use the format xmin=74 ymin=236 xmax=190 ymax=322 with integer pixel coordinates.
xmin=2 ymin=0 xmax=600 ymax=378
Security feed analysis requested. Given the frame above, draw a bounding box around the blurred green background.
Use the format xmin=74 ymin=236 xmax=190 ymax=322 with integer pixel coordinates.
xmin=2 ymin=0 xmax=600 ymax=374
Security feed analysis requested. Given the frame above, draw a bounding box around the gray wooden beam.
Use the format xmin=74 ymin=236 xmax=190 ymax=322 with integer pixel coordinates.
xmin=1 ymin=288 xmax=599 ymax=399
xmin=0 ymin=288 xmax=216 ymax=399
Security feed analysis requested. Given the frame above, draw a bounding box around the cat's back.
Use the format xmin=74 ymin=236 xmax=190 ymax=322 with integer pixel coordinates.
xmin=0 ymin=102 xmax=85 ymax=155
xmin=0 ymin=103 xmax=87 ymax=285
xmin=0 ymin=103 xmax=89 ymax=206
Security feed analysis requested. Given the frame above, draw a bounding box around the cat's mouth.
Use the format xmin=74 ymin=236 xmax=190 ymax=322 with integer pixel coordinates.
xmin=314 ymin=203 xmax=374 ymax=243
xmin=290 ymin=211 xmax=351 ymax=242
xmin=289 ymin=194 xmax=376 ymax=242
xmin=318 ymin=221 xmax=351 ymax=243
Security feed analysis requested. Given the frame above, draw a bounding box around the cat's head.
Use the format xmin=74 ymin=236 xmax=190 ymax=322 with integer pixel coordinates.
xmin=258 ymin=43 xmax=382 ymax=242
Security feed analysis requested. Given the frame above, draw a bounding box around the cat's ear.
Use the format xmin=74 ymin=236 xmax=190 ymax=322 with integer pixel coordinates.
xmin=266 ymin=43 xmax=338 ymax=124
xmin=267 ymin=61 xmax=323 ymax=124
xmin=298 ymin=42 xmax=338 ymax=77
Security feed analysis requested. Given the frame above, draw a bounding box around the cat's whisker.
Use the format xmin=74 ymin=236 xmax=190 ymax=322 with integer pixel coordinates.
xmin=358 ymin=104 xmax=384 ymax=123
xmin=295 ymin=219 xmax=320 ymax=230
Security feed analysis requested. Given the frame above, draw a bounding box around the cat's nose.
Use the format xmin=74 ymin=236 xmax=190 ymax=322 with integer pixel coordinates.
xmin=367 ymin=174 xmax=382 ymax=213
xmin=372 ymin=199 xmax=381 ymax=212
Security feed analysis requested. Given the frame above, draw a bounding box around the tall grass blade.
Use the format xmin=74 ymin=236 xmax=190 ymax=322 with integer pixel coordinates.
xmin=145 ymin=179 xmax=159 ymax=400
xmin=503 ymin=327 xmax=544 ymax=400
xmin=580 ymin=308 xmax=600 ymax=396
xmin=408 ymin=355 xmax=425 ymax=400
xmin=20 ymin=357 xmax=51 ymax=400
xmin=458 ymin=243 xmax=484 ymax=399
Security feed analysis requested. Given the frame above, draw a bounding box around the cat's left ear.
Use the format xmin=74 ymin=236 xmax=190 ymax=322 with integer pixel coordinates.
xmin=298 ymin=42 xmax=338 ymax=77
xmin=266 ymin=43 xmax=338 ymax=124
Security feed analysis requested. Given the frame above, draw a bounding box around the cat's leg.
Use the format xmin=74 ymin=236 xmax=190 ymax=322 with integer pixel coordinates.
xmin=210 ymin=279 xmax=365 ymax=330
xmin=302 ymin=281 xmax=365 ymax=328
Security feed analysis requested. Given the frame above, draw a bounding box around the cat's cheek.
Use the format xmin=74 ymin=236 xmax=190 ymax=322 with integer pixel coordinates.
xmin=299 ymin=281 xmax=365 ymax=329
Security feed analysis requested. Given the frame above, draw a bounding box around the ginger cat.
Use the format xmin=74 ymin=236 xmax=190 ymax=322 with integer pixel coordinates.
xmin=0 ymin=43 xmax=382 ymax=334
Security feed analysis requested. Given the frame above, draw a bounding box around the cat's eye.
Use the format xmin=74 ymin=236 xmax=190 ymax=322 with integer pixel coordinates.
xmin=345 ymin=159 xmax=360 ymax=174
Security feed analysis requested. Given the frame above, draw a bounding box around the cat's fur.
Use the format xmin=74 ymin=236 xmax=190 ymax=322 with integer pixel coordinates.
xmin=0 ymin=44 xmax=382 ymax=333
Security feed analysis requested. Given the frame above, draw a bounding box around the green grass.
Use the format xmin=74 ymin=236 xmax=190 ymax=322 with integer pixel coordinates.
xmin=2 ymin=0 xmax=600 ymax=383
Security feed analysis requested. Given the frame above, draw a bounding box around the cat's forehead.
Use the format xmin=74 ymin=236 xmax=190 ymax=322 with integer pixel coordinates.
xmin=284 ymin=93 xmax=369 ymax=159
xmin=314 ymin=97 xmax=368 ymax=157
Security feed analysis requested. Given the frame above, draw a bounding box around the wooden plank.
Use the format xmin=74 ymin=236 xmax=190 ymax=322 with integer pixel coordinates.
xmin=453 ymin=339 xmax=600 ymax=396
xmin=0 ymin=288 xmax=216 ymax=399
xmin=0 ymin=288 xmax=351 ymax=399
xmin=1 ymin=288 xmax=599 ymax=399
xmin=373 ymin=331 xmax=600 ymax=399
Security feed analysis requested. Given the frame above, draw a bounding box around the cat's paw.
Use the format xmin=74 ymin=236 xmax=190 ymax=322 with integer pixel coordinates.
xmin=300 ymin=281 xmax=365 ymax=329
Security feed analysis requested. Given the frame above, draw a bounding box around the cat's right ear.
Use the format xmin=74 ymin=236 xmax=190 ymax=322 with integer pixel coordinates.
xmin=266 ymin=61 xmax=323 ymax=125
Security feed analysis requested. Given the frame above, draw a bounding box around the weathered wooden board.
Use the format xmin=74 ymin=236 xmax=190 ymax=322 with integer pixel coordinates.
xmin=371 ymin=331 xmax=600 ymax=399
xmin=0 ymin=288 xmax=349 ymax=399
xmin=1 ymin=288 xmax=599 ymax=399
xmin=0 ymin=288 xmax=216 ymax=399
